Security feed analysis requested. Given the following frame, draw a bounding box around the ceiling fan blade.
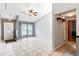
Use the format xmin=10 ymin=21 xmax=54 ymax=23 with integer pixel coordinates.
xmin=33 ymin=12 xmax=37 ymax=16
xmin=34 ymin=12 xmax=38 ymax=13
xmin=28 ymin=10 xmax=33 ymax=13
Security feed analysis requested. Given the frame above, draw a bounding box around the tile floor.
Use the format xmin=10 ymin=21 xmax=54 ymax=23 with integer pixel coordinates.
xmin=0 ymin=38 xmax=76 ymax=56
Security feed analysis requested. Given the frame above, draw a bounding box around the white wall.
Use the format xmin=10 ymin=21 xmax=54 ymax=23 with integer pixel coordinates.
xmin=35 ymin=12 xmax=53 ymax=50
xmin=53 ymin=16 xmax=65 ymax=49
xmin=53 ymin=3 xmax=78 ymax=14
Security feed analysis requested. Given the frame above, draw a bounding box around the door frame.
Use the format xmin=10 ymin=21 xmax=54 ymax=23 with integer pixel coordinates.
xmin=68 ymin=20 xmax=76 ymax=41
xmin=1 ymin=18 xmax=16 ymax=41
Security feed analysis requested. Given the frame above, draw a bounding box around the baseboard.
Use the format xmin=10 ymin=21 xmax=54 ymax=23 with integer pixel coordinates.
xmin=53 ymin=41 xmax=65 ymax=51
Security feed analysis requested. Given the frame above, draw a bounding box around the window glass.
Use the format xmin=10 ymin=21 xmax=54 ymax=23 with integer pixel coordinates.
xmin=20 ymin=22 xmax=35 ymax=38
xmin=21 ymin=24 xmax=27 ymax=37
xmin=28 ymin=24 xmax=33 ymax=36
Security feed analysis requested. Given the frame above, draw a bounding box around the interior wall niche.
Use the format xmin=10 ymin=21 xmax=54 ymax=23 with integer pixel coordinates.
xmin=1 ymin=18 xmax=16 ymax=42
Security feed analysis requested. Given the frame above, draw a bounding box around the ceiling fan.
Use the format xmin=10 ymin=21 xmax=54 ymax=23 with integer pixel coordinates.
xmin=23 ymin=9 xmax=38 ymax=16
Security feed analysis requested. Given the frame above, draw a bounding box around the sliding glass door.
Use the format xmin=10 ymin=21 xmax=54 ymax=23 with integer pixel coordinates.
xmin=19 ymin=22 xmax=35 ymax=38
xmin=21 ymin=23 xmax=28 ymax=37
xmin=28 ymin=24 xmax=34 ymax=36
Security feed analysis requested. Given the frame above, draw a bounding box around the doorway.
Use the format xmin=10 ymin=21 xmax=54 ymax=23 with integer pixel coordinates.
xmin=68 ymin=20 xmax=76 ymax=41
xmin=1 ymin=18 xmax=16 ymax=43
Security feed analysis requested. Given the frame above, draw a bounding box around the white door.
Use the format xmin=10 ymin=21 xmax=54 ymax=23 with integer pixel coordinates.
xmin=4 ymin=22 xmax=14 ymax=40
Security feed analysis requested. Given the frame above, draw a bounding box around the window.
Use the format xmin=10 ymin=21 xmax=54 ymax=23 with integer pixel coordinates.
xmin=19 ymin=22 xmax=35 ymax=38
xmin=21 ymin=23 xmax=28 ymax=37
xmin=28 ymin=23 xmax=34 ymax=36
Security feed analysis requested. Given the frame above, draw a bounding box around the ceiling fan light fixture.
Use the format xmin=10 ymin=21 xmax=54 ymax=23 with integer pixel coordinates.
xmin=23 ymin=9 xmax=38 ymax=16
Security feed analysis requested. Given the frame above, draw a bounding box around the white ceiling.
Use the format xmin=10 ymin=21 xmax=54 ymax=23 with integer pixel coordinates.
xmin=0 ymin=3 xmax=52 ymax=22
xmin=53 ymin=3 xmax=78 ymax=14
xmin=53 ymin=3 xmax=77 ymax=20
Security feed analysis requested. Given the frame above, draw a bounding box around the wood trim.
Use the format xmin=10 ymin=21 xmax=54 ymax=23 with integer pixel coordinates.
xmin=65 ymin=20 xmax=68 ymax=41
